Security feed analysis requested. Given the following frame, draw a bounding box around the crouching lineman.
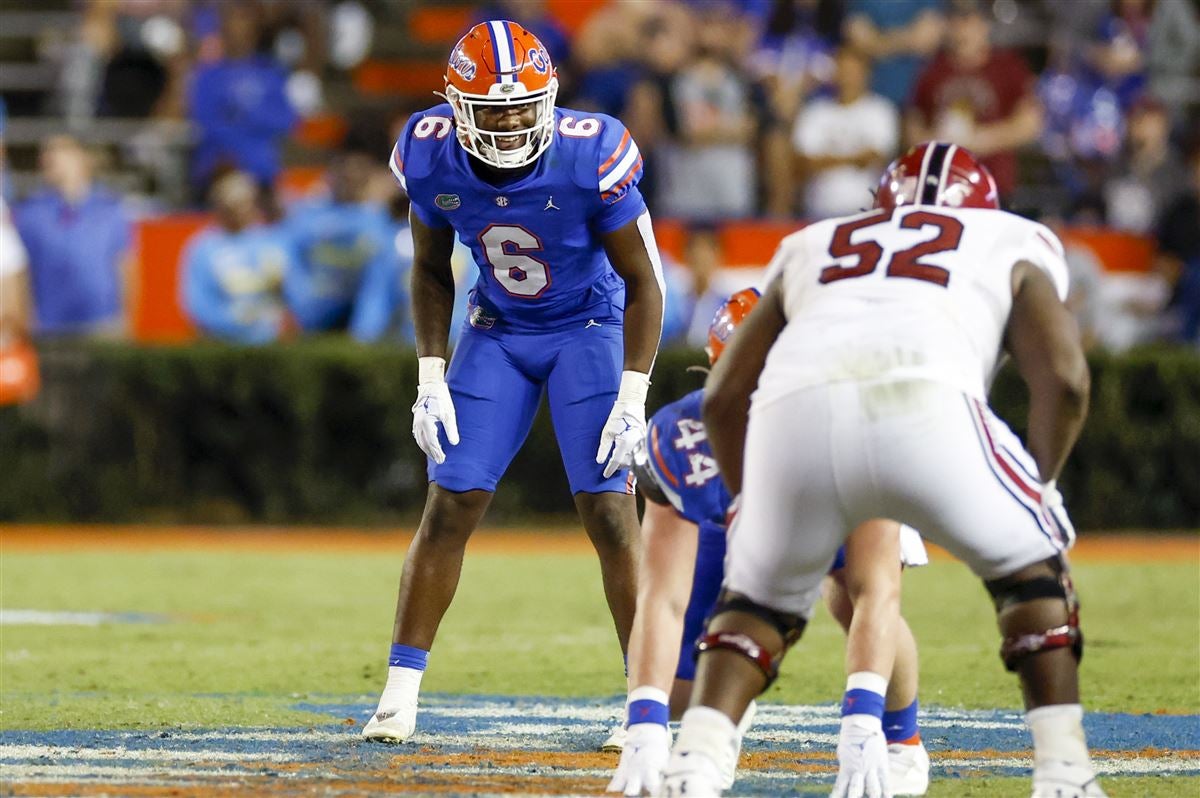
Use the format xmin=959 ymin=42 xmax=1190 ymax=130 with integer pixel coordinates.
xmin=606 ymin=289 xmax=930 ymax=797
xmin=663 ymin=143 xmax=1103 ymax=798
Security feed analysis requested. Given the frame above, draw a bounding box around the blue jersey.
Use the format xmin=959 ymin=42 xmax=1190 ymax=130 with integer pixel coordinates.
xmin=390 ymin=104 xmax=647 ymax=332
xmin=645 ymin=389 xmax=731 ymax=529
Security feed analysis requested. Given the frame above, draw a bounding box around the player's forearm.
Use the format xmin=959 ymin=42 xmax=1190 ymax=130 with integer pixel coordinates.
xmin=1025 ymin=374 xmax=1089 ymax=483
xmin=627 ymin=600 xmax=688 ymax=694
xmin=603 ymin=213 xmax=665 ymax=374
xmin=622 ymin=281 xmax=663 ymax=374
xmin=701 ymin=388 xmax=750 ymax=495
xmin=628 ymin=502 xmax=698 ymax=696
xmin=410 ymin=261 xmax=455 ymax=359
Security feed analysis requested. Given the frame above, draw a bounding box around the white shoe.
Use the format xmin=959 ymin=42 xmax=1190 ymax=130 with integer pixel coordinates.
xmin=602 ymin=723 xmax=628 ymax=753
xmin=721 ymin=700 xmax=757 ymax=790
xmin=662 ymin=748 xmax=725 ymax=797
xmin=887 ymin=741 xmax=930 ymax=795
xmin=1032 ymin=761 xmax=1107 ymax=797
xmin=361 ymin=703 xmax=417 ymax=743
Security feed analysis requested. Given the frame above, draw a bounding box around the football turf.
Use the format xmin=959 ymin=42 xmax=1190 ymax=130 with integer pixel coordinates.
xmin=3 ymin=528 xmax=1198 ymax=795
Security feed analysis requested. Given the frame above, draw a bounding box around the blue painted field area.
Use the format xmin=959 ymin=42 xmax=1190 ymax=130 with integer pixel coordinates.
xmin=4 ymin=695 xmax=1197 ymax=795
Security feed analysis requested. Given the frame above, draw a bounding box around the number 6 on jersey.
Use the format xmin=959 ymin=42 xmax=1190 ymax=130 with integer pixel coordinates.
xmin=478 ymin=224 xmax=551 ymax=298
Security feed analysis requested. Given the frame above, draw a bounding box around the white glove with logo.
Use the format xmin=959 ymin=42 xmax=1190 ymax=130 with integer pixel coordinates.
xmin=411 ymin=356 xmax=459 ymax=464
xmin=832 ymin=715 xmax=890 ymax=798
xmin=607 ymin=723 xmax=670 ymax=796
xmin=596 ymin=370 xmax=650 ymax=479
xmin=1041 ymin=479 xmax=1076 ymax=547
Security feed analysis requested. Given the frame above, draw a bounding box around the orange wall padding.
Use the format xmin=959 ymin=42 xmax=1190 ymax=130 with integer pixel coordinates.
xmin=1059 ymin=228 xmax=1156 ymax=274
xmin=132 ymin=215 xmax=209 ymax=343
xmin=128 ymin=215 xmax=1158 ymax=342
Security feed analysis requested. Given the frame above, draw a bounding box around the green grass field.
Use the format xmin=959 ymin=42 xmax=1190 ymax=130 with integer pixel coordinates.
xmin=2 ymin=533 xmax=1198 ymax=796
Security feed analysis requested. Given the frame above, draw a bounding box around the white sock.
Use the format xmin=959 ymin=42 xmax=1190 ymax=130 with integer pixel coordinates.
xmin=376 ymin=666 xmax=424 ymax=713
xmin=1027 ymin=704 xmax=1091 ymax=766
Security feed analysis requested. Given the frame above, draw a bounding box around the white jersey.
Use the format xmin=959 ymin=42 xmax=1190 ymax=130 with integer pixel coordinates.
xmin=756 ymin=206 xmax=1068 ymax=404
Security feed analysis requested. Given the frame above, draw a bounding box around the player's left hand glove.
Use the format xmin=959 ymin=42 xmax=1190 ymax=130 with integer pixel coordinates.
xmin=607 ymin=723 xmax=670 ymax=796
xmin=596 ymin=370 xmax=650 ymax=479
xmin=832 ymin=714 xmax=890 ymax=798
xmin=1041 ymin=479 xmax=1076 ymax=547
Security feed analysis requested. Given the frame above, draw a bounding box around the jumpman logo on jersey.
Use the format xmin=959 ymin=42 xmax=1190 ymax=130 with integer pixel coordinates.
xmin=585 ymin=319 xmax=602 ymax=329
xmin=544 ymin=196 xmax=560 ymax=211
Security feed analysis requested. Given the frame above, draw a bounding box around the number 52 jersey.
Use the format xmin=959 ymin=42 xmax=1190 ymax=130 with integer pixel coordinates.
xmin=390 ymin=103 xmax=648 ymax=332
xmin=756 ymin=205 xmax=1070 ymax=406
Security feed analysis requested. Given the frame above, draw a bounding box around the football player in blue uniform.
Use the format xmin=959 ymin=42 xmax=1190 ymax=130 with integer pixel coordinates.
xmin=607 ymin=289 xmax=930 ymax=796
xmin=363 ymin=21 xmax=665 ymax=743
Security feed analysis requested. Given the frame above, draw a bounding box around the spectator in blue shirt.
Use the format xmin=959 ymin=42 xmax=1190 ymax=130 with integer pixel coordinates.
xmin=188 ymin=5 xmax=297 ymax=197
xmin=283 ymin=149 xmax=406 ymax=336
xmin=14 ymin=135 xmax=132 ymax=337
xmin=181 ymin=171 xmax=293 ymax=344
xmin=842 ymin=0 xmax=945 ymax=108
xmin=347 ymin=213 xmax=415 ymax=344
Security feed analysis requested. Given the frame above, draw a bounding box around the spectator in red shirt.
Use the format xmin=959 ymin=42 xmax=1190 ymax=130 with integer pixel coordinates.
xmin=904 ymin=0 xmax=1042 ymax=198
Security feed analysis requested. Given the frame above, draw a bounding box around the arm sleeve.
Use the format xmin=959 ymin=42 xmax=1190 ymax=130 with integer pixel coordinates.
xmin=1024 ymin=224 xmax=1070 ymax=301
xmin=392 ymin=117 xmax=453 ymax=229
xmin=591 ymin=120 xmax=648 ymax=233
xmin=644 ymin=415 xmax=688 ymax=517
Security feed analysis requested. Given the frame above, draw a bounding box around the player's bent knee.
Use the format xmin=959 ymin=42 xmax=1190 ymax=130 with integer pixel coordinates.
xmin=575 ymin=492 xmax=637 ymax=547
xmin=985 ymin=556 xmax=1083 ymax=672
xmin=418 ymin=487 xmax=492 ymax=543
xmin=696 ymin=591 xmax=808 ymax=689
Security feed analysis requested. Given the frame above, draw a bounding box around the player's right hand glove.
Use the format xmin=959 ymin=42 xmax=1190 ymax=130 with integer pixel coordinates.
xmin=411 ymin=356 xmax=459 ymax=464
xmin=832 ymin=714 xmax=890 ymax=798
xmin=607 ymin=723 xmax=670 ymax=796
xmin=1041 ymin=479 xmax=1076 ymax=547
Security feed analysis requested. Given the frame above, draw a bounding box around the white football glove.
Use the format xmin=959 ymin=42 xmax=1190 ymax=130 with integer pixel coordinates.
xmin=411 ymin=356 xmax=459 ymax=464
xmin=832 ymin=715 xmax=891 ymax=798
xmin=1041 ymin=479 xmax=1076 ymax=547
xmin=596 ymin=371 xmax=650 ymax=479
xmin=607 ymin=723 xmax=670 ymax=796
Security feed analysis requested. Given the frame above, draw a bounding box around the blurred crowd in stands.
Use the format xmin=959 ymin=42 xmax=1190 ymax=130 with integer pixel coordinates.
xmin=1 ymin=0 xmax=1197 ymax=364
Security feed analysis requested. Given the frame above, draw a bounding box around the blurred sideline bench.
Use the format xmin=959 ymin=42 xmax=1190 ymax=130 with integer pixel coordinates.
xmin=130 ymin=214 xmax=1159 ymax=343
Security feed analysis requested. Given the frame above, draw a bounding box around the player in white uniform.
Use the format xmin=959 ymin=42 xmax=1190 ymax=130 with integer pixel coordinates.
xmin=662 ymin=142 xmax=1104 ymax=798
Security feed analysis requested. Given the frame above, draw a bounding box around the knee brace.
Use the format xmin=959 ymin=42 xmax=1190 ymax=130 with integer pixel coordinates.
xmin=985 ymin=556 xmax=1083 ymax=672
xmin=694 ymin=592 xmax=807 ymax=688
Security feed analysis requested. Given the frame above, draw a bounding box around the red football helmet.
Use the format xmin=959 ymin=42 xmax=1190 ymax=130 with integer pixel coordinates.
xmin=705 ymin=287 xmax=761 ymax=365
xmin=443 ymin=20 xmax=558 ymax=169
xmin=874 ymin=142 xmax=1000 ymax=211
